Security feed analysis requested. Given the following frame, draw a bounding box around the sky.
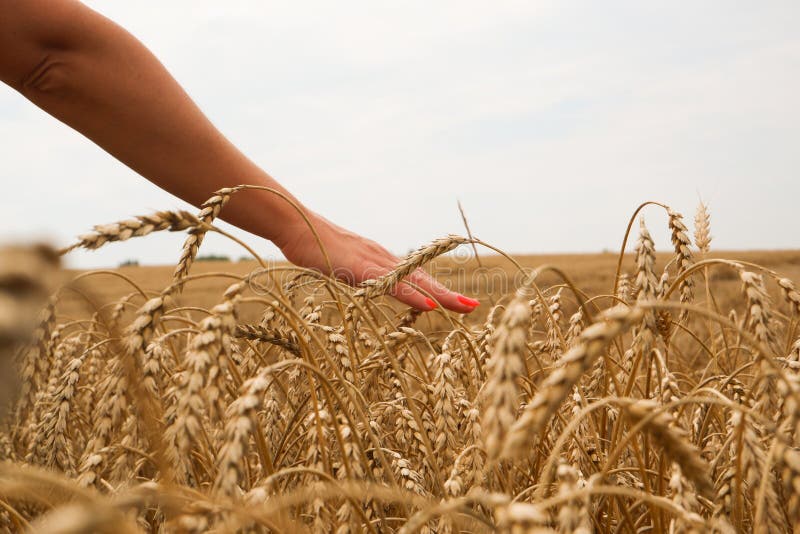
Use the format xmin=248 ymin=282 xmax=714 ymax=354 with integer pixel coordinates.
xmin=1 ymin=1 xmax=799 ymax=268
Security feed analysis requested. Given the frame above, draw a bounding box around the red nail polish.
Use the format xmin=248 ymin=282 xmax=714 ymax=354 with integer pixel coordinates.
xmin=457 ymin=295 xmax=480 ymax=307
xmin=425 ymin=298 xmax=438 ymax=310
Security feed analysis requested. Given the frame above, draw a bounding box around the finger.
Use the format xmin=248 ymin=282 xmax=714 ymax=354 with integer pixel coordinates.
xmin=404 ymin=269 xmax=480 ymax=314
xmin=389 ymin=282 xmax=439 ymax=312
xmin=357 ymin=259 xmax=437 ymax=312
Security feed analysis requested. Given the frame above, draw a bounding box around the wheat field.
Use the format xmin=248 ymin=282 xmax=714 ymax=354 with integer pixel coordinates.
xmin=1 ymin=188 xmax=799 ymax=533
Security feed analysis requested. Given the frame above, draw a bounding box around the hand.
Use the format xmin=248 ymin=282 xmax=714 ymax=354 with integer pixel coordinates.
xmin=276 ymin=213 xmax=480 ymax=313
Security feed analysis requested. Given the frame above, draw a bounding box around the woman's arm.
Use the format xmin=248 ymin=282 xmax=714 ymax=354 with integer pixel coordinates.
xmin=0 ymin=0 xmax=479 ymax=313
xmin=0 ymin=0 xmax=302 ymax=244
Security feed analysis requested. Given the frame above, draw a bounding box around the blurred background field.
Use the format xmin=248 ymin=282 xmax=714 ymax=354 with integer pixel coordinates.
xmin=60 ymin=249 xmax=800 ymax=323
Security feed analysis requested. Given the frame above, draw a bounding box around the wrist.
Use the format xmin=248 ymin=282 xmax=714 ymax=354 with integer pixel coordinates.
xmin=269 ymin=204 xmax=321 ymax=252
xmin=232 ymin=184 xmax=314 ymax=250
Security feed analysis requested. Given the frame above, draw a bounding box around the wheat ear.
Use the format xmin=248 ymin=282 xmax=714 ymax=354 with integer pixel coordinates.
xmin=432 ymin=352 xmax=459 ymax=467
xmin=214 ymin=370 xmax=272 ymax=496
xmin=173 ymin=187 xmax=242 ymax=288
xmin=235 ymin=324 xmax=301 ymax=356
xmin=626 ymin=400 xmax=714 ymax=500
xmin=501 ymin=305 xmax=642 ymax=459
xmin=667 ymin=208 xmax=695 ymax=317
xmin=482 ymin=296 xmax=530 ymax=461
xmin=356 ymin=235 xmax=470 ymax=300
xmin=60 ymin=210 xmax=200 ymax=254
xmin=693 ymin=201 xmax=712 ymax=254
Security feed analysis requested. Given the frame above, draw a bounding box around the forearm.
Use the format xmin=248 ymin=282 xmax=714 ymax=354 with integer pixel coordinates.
xmin=0 ymin=0 xmax=305 ymax=246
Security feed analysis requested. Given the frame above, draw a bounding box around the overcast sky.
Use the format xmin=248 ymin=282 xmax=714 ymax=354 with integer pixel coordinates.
xmin=2 ymin=1 xmax=799 ymax=268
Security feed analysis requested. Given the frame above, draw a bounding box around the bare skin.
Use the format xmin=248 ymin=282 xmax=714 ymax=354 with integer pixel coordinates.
xmin=0 ymin=0 xmax=480 ymax=313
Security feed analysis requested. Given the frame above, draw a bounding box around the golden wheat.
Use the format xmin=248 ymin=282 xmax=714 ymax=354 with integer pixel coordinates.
xmin=1 ymin=194 xmax=799 ymax=533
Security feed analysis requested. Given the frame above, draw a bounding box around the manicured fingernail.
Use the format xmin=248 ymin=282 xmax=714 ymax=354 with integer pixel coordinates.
xmin=457 ymin=295 xmax=480 ymax=307
xmin=425 ymin=298 xmax=438 ymax=310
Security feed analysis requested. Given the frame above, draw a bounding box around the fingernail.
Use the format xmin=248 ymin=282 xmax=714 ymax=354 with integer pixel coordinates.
xmin=425 ymin=297 xmax=438 ymax=310
xmin=457 ymin=295 xmax=480 ymax=307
